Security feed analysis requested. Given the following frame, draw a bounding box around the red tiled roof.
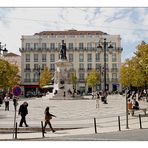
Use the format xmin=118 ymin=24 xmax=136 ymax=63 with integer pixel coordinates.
xmin=34 ymin=29 xmax=108 ymax=35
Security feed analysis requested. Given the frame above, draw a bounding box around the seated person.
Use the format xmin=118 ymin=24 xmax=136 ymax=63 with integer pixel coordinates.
xmin=132 ymin=99 xmax=140 ymax=110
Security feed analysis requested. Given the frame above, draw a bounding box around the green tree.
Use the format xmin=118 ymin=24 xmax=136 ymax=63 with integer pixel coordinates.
xmin=86 ymin=69 xmax=100 ymax=94
xmin=39 ymin=66 xmax=52 ymax=88
xmin=120 ymin=41 xmax=148 ymax=89
xmin=0 ymin=59 xmax=20 ymax=89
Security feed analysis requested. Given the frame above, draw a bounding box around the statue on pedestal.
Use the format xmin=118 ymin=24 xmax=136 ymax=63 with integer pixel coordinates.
xmin=60 ymin=40 xmax=67 ymax=60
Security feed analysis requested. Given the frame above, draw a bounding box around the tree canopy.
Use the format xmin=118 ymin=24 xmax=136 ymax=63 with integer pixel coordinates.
xmin=86 ymin=69 xmax=100 ymax=91
xmin=39 ymin=66 xmax=52 ymax=88
xmin=0 ymin=59 xmax=20 ymax=89
xmin=120 ymin=41 xmax=148 ymax=88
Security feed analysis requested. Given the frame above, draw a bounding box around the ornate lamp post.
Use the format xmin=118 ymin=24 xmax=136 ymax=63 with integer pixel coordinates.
xmin=0 ymin=42 xmax=8 ymax=58
xmin=97 ymin=38 xmax=113 ymax=92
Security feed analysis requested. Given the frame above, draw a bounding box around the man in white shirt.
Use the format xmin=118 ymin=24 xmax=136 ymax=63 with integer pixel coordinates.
xmin=4 ymin=94 xmax=10 ymax=111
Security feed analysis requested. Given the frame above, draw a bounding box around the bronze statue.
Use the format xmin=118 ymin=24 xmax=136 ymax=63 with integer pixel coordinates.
xmin=60 ymin=40 xmax=67 ymax=60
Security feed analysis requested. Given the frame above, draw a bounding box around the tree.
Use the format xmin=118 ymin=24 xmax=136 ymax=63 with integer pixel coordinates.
xmin=120 ymin=58 xmax=145 ymax=88
xmin=39 ymin=66 xmax=52 ymax=88
xmin=86 ymin=69 xmax=100 ymax=94
xmin=0 ymin=59 xmax=20 ymax=89
xmin=120 ymin=41 xmax=148 ymax=90
xmin=71 ymin=72 xmax=77 ymax=90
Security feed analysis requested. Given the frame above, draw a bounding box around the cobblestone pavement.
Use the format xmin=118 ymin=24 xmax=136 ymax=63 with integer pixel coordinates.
xmin=0 ymin=94 xmax=148 ymax=140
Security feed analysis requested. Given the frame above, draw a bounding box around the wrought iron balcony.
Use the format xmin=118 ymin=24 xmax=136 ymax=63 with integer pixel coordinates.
xmin=24 ymin=79 xmax=31 ymax=83
xmin=24 ymin=68 xmax=31 ymax=72
xmin=111 ymin=68 xmax=118 ymax=72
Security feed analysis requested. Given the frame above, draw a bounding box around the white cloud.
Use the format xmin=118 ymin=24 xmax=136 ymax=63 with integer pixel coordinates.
xmin=0 ymin=7 xmax=147 ymax=62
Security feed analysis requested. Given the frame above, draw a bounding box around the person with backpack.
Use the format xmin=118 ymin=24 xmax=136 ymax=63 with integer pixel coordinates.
xmin=43 ymin=106 xmax=56 ymax=133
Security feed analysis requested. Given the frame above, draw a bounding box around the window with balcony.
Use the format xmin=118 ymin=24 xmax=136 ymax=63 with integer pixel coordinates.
xmin=87 ymin=42 xmax=92 ymax=50
xmin=25 ymin=43 xmax=30 ymax=50
xmin=79 ymin=42 xmax=84 ymax=49
xmin=112 ymin=63 xmax=118 ymax=72
xmin=25 ymin=64 xmax=30 ymax=70
xmin=34 ymin=64 xmax=39 ymax=70
xmin=50 ymin=54 xmax=55 ymax=62
xmin=87 ymin=63 xmax=92 ymax=70
xmin=58 ymin=43 xmax=61 ymax=49
xmin=69 ymin=54 xmax=73 ymax=62
xmin=112 ymin=73 xmax=117 ymax=81
xmin=42 ymin=64 xmax=46 ymax=70
xmin=42 ymin=54 xmax=46 ymax=62
xmin=96 ymin=63 xmax=101 ymax=71
xmin=112 ymin=53 xmax=117 ymax=62
xmin=34 ymin=43 xmax=38 ymax=49
xmin=96 ymin=53 xmax=100 ymax=62
xmin=25 ymin=54 xmax=30 ymax=62
xmin=50 ymin=43 xmax=55 ymax=49
xmin=79 ymin=53 xmax=84 ymax=62
xmin=50 ymin=64 xmax=55 ymax=71
xmin=87 ymin=53 xmax=92 ymax=62
xmin=25 ymin=73 xmax=31 ymax=82
xmin=33 ymin=73 xmax=39 ymax=82
xmin=69 ymin=43 xmax=73 ymax=49
xmin=42 ymin=43 xmax=47 ymax=49
xmin=79 ymin=63 xmax=84 ymax=70
xmin=79 ymin=73 xmax=85 ymax=81
xmin=34 ymin=54 xmax=38 ymax=62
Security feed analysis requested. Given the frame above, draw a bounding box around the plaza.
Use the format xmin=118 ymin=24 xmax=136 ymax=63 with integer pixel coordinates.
xmin=0 ymin=94 xmax=148 ymax=140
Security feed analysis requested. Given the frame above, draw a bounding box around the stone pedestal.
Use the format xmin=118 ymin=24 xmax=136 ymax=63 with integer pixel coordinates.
xmin=52 ymin=59 xmax=73 ymax=99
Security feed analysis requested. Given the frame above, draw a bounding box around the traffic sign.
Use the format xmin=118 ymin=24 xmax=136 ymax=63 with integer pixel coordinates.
xmin=12 ymin=86 xmax=21 ymax=97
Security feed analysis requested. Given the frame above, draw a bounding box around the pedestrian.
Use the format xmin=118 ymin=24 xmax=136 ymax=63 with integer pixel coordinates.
xmin=0 ymin=94 xmax=3 ymax=107
xmin=44 ymin=106 xmax=56 ymax=133
xmin=103 ymin=91 xmax=108 ymax=104
xmin=18 ymin=102 xmax=29 ymax=127
xmin=128 ymin=99 xmax=133 ymax=110
xmin=63 ymin=91 xmax=66 ymax=98
xmin=132 ymin=99 xmax=140 ymax=110
xmin=4 ymin=93 xmax=10 ymax=111
xmin=96 ymin=92 xmax=100 ymax=108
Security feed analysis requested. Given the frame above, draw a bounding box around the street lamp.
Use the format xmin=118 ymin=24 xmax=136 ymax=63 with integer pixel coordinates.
xmin=0 ymin=42 xmax=8 ymax=58
xmin=97 ymin=38 xmax=113 ymax=92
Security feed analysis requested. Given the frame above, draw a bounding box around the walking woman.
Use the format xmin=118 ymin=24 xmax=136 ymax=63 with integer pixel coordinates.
xmin=44 ymin=106 xmax=56 ymax=133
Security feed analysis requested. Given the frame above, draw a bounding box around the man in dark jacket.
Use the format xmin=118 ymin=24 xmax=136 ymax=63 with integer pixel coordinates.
xmin=18 ymin=102 xmax=29 ymax=127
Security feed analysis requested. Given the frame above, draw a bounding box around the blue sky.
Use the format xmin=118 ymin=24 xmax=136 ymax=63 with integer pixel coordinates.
xmin=0 ymin=7 xmax=147 ymax=62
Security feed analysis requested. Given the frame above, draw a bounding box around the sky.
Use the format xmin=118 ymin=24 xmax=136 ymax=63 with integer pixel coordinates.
xmin=0 ymin=7 xmax=147 ymax=62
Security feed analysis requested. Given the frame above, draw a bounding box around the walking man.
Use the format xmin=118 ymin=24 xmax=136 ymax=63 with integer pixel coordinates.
xmin=18 ymin=102 xmax=29 ymax=127
xmin=4 ymin=93 xmax=10 ymax=111
xmin=44 ymin=106 xmax=56 ymax=133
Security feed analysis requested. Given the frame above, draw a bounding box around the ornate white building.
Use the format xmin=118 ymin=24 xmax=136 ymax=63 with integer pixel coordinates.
xmin=19 ymin=29 xmax=123 ymax=96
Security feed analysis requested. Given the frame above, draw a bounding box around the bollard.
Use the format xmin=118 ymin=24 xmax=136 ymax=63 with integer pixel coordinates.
xmin=41 ymin=121 xmax=45 ymax=138
xmin=139 ymin=114 xmax=142 ymax=129
xmin=94 ymin=118 xmax=97 ymax=134
xmin=15 ymin=122 xmax=17 ymax=139
xmin=118 ymin=116 xmax=121 ymax=131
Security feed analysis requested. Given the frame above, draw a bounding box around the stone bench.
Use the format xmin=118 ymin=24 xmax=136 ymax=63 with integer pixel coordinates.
xmin=128 ymin=108 xmax=147 ymax=116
